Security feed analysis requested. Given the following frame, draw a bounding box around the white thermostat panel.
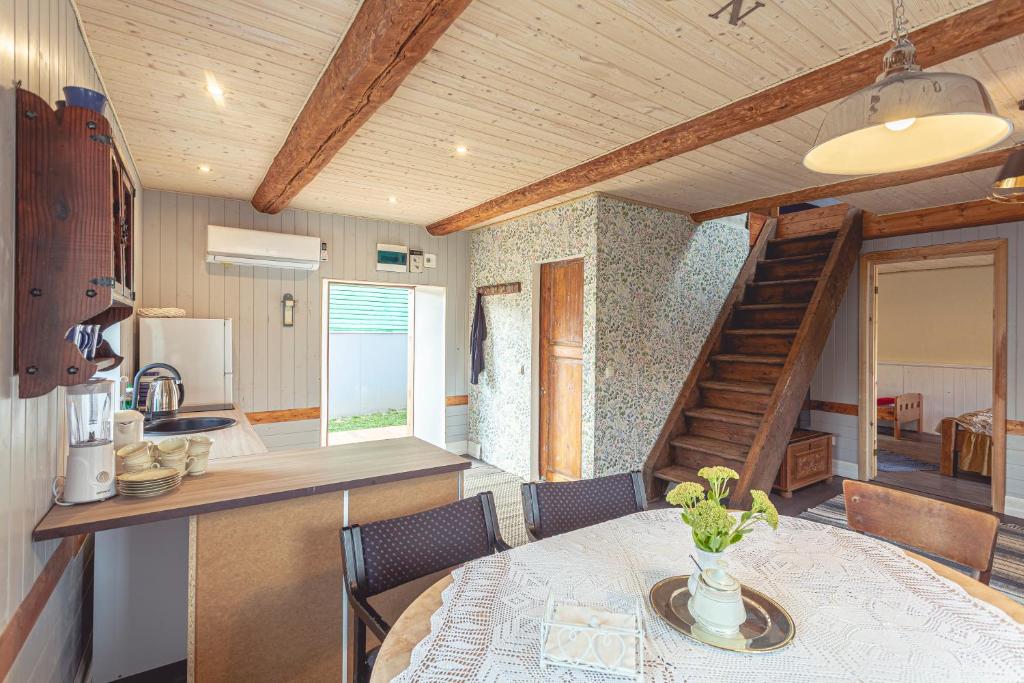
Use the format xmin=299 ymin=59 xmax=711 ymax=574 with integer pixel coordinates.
xmin=376 ymin=243 xmax=408 ymax=272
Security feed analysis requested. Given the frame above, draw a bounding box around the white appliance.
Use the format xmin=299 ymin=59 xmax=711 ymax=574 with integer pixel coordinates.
xmin=140 ymin=318 xmax=233 ymax=411
xmin=206 ymin=224 xmax=321 ymax=271
xmin=59 ymin=379 xmax=116 ymax=504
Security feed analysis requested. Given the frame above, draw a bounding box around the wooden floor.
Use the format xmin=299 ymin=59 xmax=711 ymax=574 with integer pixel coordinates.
xmin=875 ymin=426 xmax=992 ymax=510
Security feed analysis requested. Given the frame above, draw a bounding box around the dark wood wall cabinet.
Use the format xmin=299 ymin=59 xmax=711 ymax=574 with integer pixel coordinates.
xmin=15 ymin=88 xmax=136 ymax=398
xmin=773 ymin=430 xmax=834 ymax=498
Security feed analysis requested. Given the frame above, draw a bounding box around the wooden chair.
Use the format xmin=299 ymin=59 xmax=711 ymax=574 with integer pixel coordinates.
xmin=521 ymin=471 xmax=647 ymax=541
xmin=843 ymin=480 xmax=999 ymax=584
xmin=340 ymin=493 xmax=509 ymax=682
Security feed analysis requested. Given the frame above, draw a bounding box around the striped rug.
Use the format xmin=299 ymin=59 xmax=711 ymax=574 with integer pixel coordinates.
xmin=799 ymin=494 xmax=1024 ymax=605
xmin=463 ymin=461 xmax=529 ymax=548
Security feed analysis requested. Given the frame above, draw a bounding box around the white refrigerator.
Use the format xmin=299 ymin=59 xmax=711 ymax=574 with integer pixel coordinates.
xmin=139 ymin=318 xmax=233 ymax=410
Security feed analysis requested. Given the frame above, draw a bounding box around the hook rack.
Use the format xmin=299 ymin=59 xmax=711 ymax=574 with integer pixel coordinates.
xmin=477 ymin=282 xmax=521 ymax=296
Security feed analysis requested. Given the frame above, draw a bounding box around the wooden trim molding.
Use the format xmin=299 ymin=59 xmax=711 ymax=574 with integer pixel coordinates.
xmin=246 ymin=407 xmax=321 ymax=425
xmin=810 ymin=400 xmax=859 ymax=416
xmin=863 ymin=199 xmax=1024 ymax=240
xmin=0 ymin=535 xmax=88 ymax=679
xmin=425 ymin=0 xmax=1024 ymax=235
xmin=1010 ymin=420 xmax=1024 ymax=436
xmin=692 ymin=145 xmax=1021 ymax=223
xmin=445 ymin=395 xmax=468 ymax=407
xmin=251 ymin=0 xmax=473 ymax=214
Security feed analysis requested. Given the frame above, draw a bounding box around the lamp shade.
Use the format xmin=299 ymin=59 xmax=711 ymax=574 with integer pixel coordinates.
xmin=804 ymin=70 xmax=1013 ymax=175
xmin=991 ymin=148 xmax=1024 ymax=203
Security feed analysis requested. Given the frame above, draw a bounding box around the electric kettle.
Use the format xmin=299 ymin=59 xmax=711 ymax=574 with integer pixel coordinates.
xmin=132 ymin=363 xmax=185 ymax=419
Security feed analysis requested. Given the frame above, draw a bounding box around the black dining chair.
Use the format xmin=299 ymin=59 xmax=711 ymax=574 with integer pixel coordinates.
xmin=520 ymin=471 xmax=648 ymax=541
xmin=340 ymin=492 xmax=509 ymax=683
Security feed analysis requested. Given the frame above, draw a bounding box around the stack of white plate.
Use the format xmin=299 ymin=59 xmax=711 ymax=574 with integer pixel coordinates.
xmin=116 ymin=467 xmax=183 ymax=498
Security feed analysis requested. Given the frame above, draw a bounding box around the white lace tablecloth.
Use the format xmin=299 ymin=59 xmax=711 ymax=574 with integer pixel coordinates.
xmin=395 ymin=509 xmax=1024 ymax=682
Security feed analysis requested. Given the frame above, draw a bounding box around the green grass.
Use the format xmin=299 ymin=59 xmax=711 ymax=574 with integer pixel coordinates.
xmin=327 ymin=408 xmax=407 ymax=433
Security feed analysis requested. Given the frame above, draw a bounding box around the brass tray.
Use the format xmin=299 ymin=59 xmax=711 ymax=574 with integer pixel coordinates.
xmin=649 ymin=575 xmax=794 ymax=653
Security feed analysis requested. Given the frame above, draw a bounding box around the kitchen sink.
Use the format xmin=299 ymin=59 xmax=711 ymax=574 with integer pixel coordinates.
xmin=144 ymin=416 xmax=237 ymax=436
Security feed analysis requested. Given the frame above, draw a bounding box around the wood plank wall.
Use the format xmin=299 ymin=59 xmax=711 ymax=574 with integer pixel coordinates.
xmin=810 ymin=220 xmax=1024 ymax=505
xmin=140 ymin=189 xmax=471 ymax=415
xmin=0 ymin=0 xmax=142 ymax=679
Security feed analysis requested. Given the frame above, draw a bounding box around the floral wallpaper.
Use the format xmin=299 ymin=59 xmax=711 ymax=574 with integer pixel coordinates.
xmin=593 ymin=200 xmax=748 ymax=475
xmin=468 ymin=196 xmax=599 ymax=481
xmin=468 ymin=194 xmax=747 ymax=482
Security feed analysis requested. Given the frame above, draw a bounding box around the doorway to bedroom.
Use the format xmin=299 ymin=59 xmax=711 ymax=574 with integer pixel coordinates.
xmin=859 ymin=241 xmax=1007 ymax=511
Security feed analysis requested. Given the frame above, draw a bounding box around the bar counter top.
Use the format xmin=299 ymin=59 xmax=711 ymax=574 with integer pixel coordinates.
xmin=33 ymin=437 xmax=469 ymax=541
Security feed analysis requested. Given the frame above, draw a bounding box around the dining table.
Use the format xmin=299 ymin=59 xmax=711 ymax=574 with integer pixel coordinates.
xmin=372 ymin=509 xmax=1024 ymax=682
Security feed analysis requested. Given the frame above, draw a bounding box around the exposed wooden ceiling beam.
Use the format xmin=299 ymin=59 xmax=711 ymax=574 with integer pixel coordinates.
xmin=426 ymin=0 xmax=1024 ymax=235
xmin=251 ymin=0 xmax=472 ymax=214
xmin=691 ymin=145 xmax=1021 ymax=222
xmin=863 ymin=199 xmax=1024 ymax=239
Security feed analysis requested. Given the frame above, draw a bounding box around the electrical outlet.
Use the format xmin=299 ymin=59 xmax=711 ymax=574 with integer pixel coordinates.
xmin=424 ymin=253 xmax=437 ymax=268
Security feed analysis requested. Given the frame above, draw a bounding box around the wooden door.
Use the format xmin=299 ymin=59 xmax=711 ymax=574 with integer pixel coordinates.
xmin=539 ymin=258 xmax=584 ymax=481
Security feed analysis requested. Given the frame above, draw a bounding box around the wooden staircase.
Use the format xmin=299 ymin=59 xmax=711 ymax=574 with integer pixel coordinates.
xmin=643 ymin=204 xmax=863 ymax=505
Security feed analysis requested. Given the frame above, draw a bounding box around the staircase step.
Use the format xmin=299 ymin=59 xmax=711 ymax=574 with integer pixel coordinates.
xmin=733 ymin=302 xmax=807 ymax=328
xmin=744 ymin=278 xmax=817 ymax=305
xmin=721 ymin=328 xmax=797 ymax=355
xmin=700 ymin=379 xmax=773 ymax=413
xmin=653 ymin=465 xmax=701 ymax=485
xmin=700 ymin=379 xmax=774 ymax=394
xmin=757 ymin=253 xmax=828 ymax=281
xmin=710 ymin=353 xmax=787 ymax=383
xmin=766 ymin=231 xmax=837 ymax=259
xmin=684 ymin=407 xmax=763 ymax=426
xmin=671 ymin=435 xmax=749 ymax=470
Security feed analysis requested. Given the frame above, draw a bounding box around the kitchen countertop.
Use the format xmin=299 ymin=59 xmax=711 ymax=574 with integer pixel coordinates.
xmin=145 ymin=408 xmax=267 ymax=459
xmin=33 ymin=437 xmax=469 ymax=541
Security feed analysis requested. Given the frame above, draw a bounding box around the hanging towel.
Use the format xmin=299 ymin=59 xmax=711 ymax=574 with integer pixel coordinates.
xmin=470 ymin=292 xmax=487 ymax=384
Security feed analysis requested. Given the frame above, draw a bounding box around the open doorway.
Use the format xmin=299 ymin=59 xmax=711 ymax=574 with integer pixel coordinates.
xmin=323 ymin=283 xmax=412 ymax=445
xmin=320 ymin=281 xmax=447 ymax=449
xmin=859 ymin=240 xmax=1007 ymax=511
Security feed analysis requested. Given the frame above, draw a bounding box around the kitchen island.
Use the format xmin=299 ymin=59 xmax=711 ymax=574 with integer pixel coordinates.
xmin=34 ymin=426 xmax=469 ymax=682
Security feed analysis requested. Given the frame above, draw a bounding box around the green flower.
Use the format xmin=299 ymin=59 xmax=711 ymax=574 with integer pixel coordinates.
xmin=750 ymin=490 xmax=779 ymax=529
xmin=697 ymin=466 xmax=739 ymax=483
xmin=666 ymin=481 xmax=704 ymax=507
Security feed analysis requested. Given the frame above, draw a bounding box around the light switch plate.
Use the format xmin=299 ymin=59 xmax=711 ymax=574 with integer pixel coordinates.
xmin=424 ymin=253 xmax=437 ymax=268
xmin=409 ymin=249 xmax=424 ymax=273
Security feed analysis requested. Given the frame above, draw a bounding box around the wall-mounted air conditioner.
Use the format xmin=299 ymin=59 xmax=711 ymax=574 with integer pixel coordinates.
xmin=206 ymin=225 xmax=322 ymax=271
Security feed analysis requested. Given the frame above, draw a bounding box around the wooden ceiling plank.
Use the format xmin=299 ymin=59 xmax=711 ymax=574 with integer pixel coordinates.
xmin=864 ymin=199 xmax=1024 ymax=239
xmin=691 ymin=145 xmax=1022 ymax=221
xmin=250 ymin=0 xmax=474 ymax=214
xmin=426 ymin=0 xmax=1024 ymax=235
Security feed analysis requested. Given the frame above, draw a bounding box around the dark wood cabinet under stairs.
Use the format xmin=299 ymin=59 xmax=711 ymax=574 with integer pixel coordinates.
xmin=643 ymin=204 xmax=862 ymax=505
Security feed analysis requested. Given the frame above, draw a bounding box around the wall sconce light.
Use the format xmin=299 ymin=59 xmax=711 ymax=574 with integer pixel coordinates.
xmin=282 ymin=293 xmax=295 ymax=327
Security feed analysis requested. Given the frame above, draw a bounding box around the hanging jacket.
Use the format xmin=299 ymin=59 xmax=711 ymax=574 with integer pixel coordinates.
xmin=470 ymin=292 xmax=487 ymax=384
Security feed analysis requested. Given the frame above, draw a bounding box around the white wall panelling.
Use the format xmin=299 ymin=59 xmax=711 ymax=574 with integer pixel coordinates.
xmin=811 ymin=220 xmax=1022 ymax=501
xmin=877 ymin=362 xmax=993 ymax=435
xmin=0 ymin=0 xmax=140 ymax=678
xmin=139 ymin=190 xmax=470 ymax=422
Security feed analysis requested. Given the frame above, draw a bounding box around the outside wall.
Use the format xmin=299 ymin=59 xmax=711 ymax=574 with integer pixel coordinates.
xmin=0 ymin=0 xmax=142 ymax=679
xmin=810 ymin=220 xmax=1024 ymax=514
xmin=468 ymin=195 xmax=747 ymax=480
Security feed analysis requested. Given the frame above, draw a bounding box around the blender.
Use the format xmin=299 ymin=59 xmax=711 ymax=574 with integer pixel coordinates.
xmin=55 ymin=379 xmax=117 ymax=504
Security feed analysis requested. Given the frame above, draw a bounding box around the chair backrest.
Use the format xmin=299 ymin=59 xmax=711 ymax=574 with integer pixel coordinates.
xmin=341 ymin=492 xmax=508 ymax=601
xmin=843 ymin=480 xmax=999 ymax=583
xmin=521 ymin=471 xmax=647 ymax=541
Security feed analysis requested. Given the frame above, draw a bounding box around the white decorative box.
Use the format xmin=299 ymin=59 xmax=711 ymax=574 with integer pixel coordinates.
xmin=539 ymin=594 xmax=645 ymax=681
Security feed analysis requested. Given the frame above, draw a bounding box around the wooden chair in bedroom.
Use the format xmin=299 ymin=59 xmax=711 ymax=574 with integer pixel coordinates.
xmin=843 ymin=481 xmax=999 ymax=584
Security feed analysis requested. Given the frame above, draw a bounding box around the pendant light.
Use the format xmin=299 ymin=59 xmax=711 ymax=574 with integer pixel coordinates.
xmin=989 ymin=148 xmax=1024 ymax=203
xmin=803 ymin=0 xmax=1012 ymax=175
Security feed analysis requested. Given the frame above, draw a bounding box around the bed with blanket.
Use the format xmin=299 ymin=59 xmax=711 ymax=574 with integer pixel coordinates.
xmin=939 ymin=408 xmax=992 ymax=477
xmin=877 ymin=392 xmax=923 ymax=439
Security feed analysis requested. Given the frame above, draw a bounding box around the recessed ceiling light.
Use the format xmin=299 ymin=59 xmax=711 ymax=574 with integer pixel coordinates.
xmin=204 ymin=72 xmax=226 ymax=108
xmin=197 ymin=164 xmax=212 ymax=173
xmin=387 ymin=196 xmax=398 ymax=204
xmin=454 ymin=145 xmax=468 ymax=156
